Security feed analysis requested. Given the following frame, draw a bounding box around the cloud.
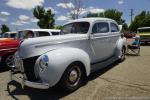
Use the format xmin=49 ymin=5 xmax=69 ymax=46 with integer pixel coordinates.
xmin=56 ymin=15 xmax=69 ymax=21
xmin=30 ymin=18 xmax=39 ymax=23
xmin=0 ymin=18 xmax=7 ymax=22
xmin=19 ymin=15 xmax=30 ymax=21
xmin=11 ymin=15 xmax=30 ymax=26
xmin=45 ymin=7 xmax=58 ymax=14
xmin=11 ymin=21 xmax=24 ymax=26
xmin=0 ymin=11 xmax=10 ymax=16
xmin=6 ymin=0 xmax=44 ymax=10
xmin=88 ymin=7 xmax=105 ymax=13
xmin=118 ymin=0 xmax=124 ymax=4
xmin=57 ymin=2 xmax=74 ymax=9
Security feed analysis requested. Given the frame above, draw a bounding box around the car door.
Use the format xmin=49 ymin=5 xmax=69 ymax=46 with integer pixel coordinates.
xmin=109 ymin=22 xmax=120 ymax=54
xmin=91 ymin=21 xmax=111 ymax=63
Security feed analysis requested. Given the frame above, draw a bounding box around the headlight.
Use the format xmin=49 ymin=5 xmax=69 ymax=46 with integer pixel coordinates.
xmin=39 ymin=55 xmax=49 ymax=72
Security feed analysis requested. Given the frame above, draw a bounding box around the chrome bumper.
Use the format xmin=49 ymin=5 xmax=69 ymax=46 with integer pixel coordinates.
xmin=10 ymin=69 xmax=50 ymax=89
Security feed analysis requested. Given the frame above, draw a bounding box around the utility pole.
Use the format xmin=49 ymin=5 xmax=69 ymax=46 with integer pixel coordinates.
xmin=130 ymin=9 xmax=134 ymax=23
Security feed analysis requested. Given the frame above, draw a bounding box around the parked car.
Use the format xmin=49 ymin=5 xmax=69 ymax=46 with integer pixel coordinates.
xmin=0 ymin=29 xmax=60 ymax=67
xmin=2 ymin=31 xmax=17 ymax=38
xmin=17 ymin=29 xmax=60 ymax=39
xmin=137 ymin=27 xmax=150 ymax=43
xmin=10 ymin=18 xmax=127 ymax=92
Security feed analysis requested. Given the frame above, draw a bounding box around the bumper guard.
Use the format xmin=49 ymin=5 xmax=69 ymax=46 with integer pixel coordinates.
xmin=10 ymin=69 xmax=50 ymax=89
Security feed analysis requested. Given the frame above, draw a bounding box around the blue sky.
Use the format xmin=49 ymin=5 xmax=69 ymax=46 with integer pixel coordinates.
xmin=0 ymin=0 xmax=150 ymax=31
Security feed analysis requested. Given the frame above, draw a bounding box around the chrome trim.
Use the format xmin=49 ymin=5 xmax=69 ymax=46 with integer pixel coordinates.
xmin=10 ymin=71 xmax=50 ymax=89
xmin=0 ymin=48 xmax=17 ymax=52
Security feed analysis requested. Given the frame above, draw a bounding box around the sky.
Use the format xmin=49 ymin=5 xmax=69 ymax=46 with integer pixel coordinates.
xmin=0 ymin=0 xmax=150 ymax=31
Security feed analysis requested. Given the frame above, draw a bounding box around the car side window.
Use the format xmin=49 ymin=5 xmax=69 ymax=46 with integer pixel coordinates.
xmin=3 ymin=33 xmax=9 ymax=38
xmin=92 ymin=22 xmax=109 ymax=34
xmin=51 ymin=32 xmax=60 ymax=35
xmin=37 ymin=31 xmax=50 ymax=37
xmin=10 ymin=33 xmax=16 ymax=38
xmin=110 ymin=23 xmax=119 ymax=32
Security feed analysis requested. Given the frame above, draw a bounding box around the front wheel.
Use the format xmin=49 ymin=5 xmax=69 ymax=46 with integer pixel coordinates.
xmin=4 ymin=54 xmax=14 ymax=67
xmin=59 ymin=62 xmax=85 ymax=92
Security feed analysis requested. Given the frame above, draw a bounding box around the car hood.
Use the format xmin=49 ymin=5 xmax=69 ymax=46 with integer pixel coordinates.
xmin=19 ymin=34 xmax=88 ymax=59
xmin=0 ymin=38 xmax=20 ymax=49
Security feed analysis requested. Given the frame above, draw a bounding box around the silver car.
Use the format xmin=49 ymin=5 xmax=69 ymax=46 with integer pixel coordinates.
xmin=10 ymin=18 xmax=127 ymax=92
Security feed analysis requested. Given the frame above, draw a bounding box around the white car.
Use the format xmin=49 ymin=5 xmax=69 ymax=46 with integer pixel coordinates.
xmin=10 ymin=18 xmax=127 ymax=92
xmin=2 ymin=31 xmax=17 ymax=38
xmin=17 ymin=29 xmax=60 ymax=39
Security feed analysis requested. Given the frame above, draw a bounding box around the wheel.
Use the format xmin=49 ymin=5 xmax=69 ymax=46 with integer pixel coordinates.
xmin=4 ymin=54 xmax=14 ymax=67
xmin=59 ymin=62 xmax=85 ymax=92
xmin=119 ymin=47 xmax=126 ymax=62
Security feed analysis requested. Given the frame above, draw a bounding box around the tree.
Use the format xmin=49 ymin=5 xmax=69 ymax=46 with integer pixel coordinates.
xmin=63 ymin=0 xmax=84 ymax=19
xmin=0 ymin=24 xmax=10 ymax=34
xmin=129 ymin=11 xmax=150 ymax=31
xmin=33 ymin=6 xmax=55 ymax=29
xmin=55 ymin=25 xmax=63 ymax=29
xmin=85 ymin=9 xmax=128 ymax=31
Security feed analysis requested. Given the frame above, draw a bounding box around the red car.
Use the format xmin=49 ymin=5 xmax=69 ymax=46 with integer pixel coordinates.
xmin=0 ymin=38 xmax=20 ymax=67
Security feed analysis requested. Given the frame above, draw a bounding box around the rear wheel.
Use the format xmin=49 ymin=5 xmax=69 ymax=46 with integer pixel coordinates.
xmin=59 ymin=62 xmax=85 ymax=92
xmin=119 ymin=47 xmax=126 ymax=62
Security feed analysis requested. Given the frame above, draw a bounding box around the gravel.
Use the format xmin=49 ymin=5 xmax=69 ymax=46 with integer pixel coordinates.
xmin=0 ymin=45 xmax=150 ymax=100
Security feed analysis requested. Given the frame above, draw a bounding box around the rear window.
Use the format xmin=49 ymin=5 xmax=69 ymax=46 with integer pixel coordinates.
xmin=37 ymin=31 xmax=50 ymax=37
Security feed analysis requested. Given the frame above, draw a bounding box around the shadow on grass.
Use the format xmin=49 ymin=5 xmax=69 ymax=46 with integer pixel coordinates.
xmin=7 ymin=61 xmax=120 ymax=100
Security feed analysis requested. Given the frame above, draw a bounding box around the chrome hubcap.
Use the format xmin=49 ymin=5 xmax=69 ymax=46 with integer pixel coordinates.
xmin=69 ymin=70 xmax=78 ymax=83
xmin=5 ymin=55 xmax=14 ymax=67
xmin=68 ymin=66 xmax=81 ymax=86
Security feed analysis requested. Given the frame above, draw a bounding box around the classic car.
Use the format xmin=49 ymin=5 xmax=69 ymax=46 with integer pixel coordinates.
xmin=2 ymin=31 xmax=17 ymax=38
xmin=10 ymin=18 xmax=127 ymax=92
xmin=0 ymin=29 xmax=60 ymax=67
xmin=137 ymin=27 xmax=150 ymax=43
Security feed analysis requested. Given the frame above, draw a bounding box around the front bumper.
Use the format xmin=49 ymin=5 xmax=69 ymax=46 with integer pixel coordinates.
xmin=10 ymin=68 xmax=50 ymax=89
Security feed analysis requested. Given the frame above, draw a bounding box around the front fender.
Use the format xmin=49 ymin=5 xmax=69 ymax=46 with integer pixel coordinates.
xmin=34 ymin=47 xmax=91 ymax=87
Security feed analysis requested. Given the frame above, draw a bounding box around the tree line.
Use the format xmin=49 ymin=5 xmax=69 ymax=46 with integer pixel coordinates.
xmin=0 ymin=6 xmax=150 ymax=34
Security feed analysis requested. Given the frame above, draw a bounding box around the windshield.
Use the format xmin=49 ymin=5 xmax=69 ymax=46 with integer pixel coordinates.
xmin=138 ymin=28 xmax=150 ymax=33
xmin=61 ymin=22 xmax=90 ymax=34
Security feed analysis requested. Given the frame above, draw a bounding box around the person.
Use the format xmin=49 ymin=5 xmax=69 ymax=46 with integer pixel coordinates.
xmin=26 ymin=31 xmax=34 ymax=38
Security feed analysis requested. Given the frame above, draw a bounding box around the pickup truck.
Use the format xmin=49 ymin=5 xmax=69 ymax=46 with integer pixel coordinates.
xmin=10 ymin=18 xmax=127 ymax=92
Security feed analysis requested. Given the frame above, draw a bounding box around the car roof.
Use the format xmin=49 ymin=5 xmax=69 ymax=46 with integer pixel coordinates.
xmin=4 ymin=31 xmax=17 ymax=34
xmin=64 ymin=17 xmax=116 ymax=25
xmin=18 ymin=29 xmax=60 ymax=32
xmin=138 ymin=27 xmax=150 ymax=30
